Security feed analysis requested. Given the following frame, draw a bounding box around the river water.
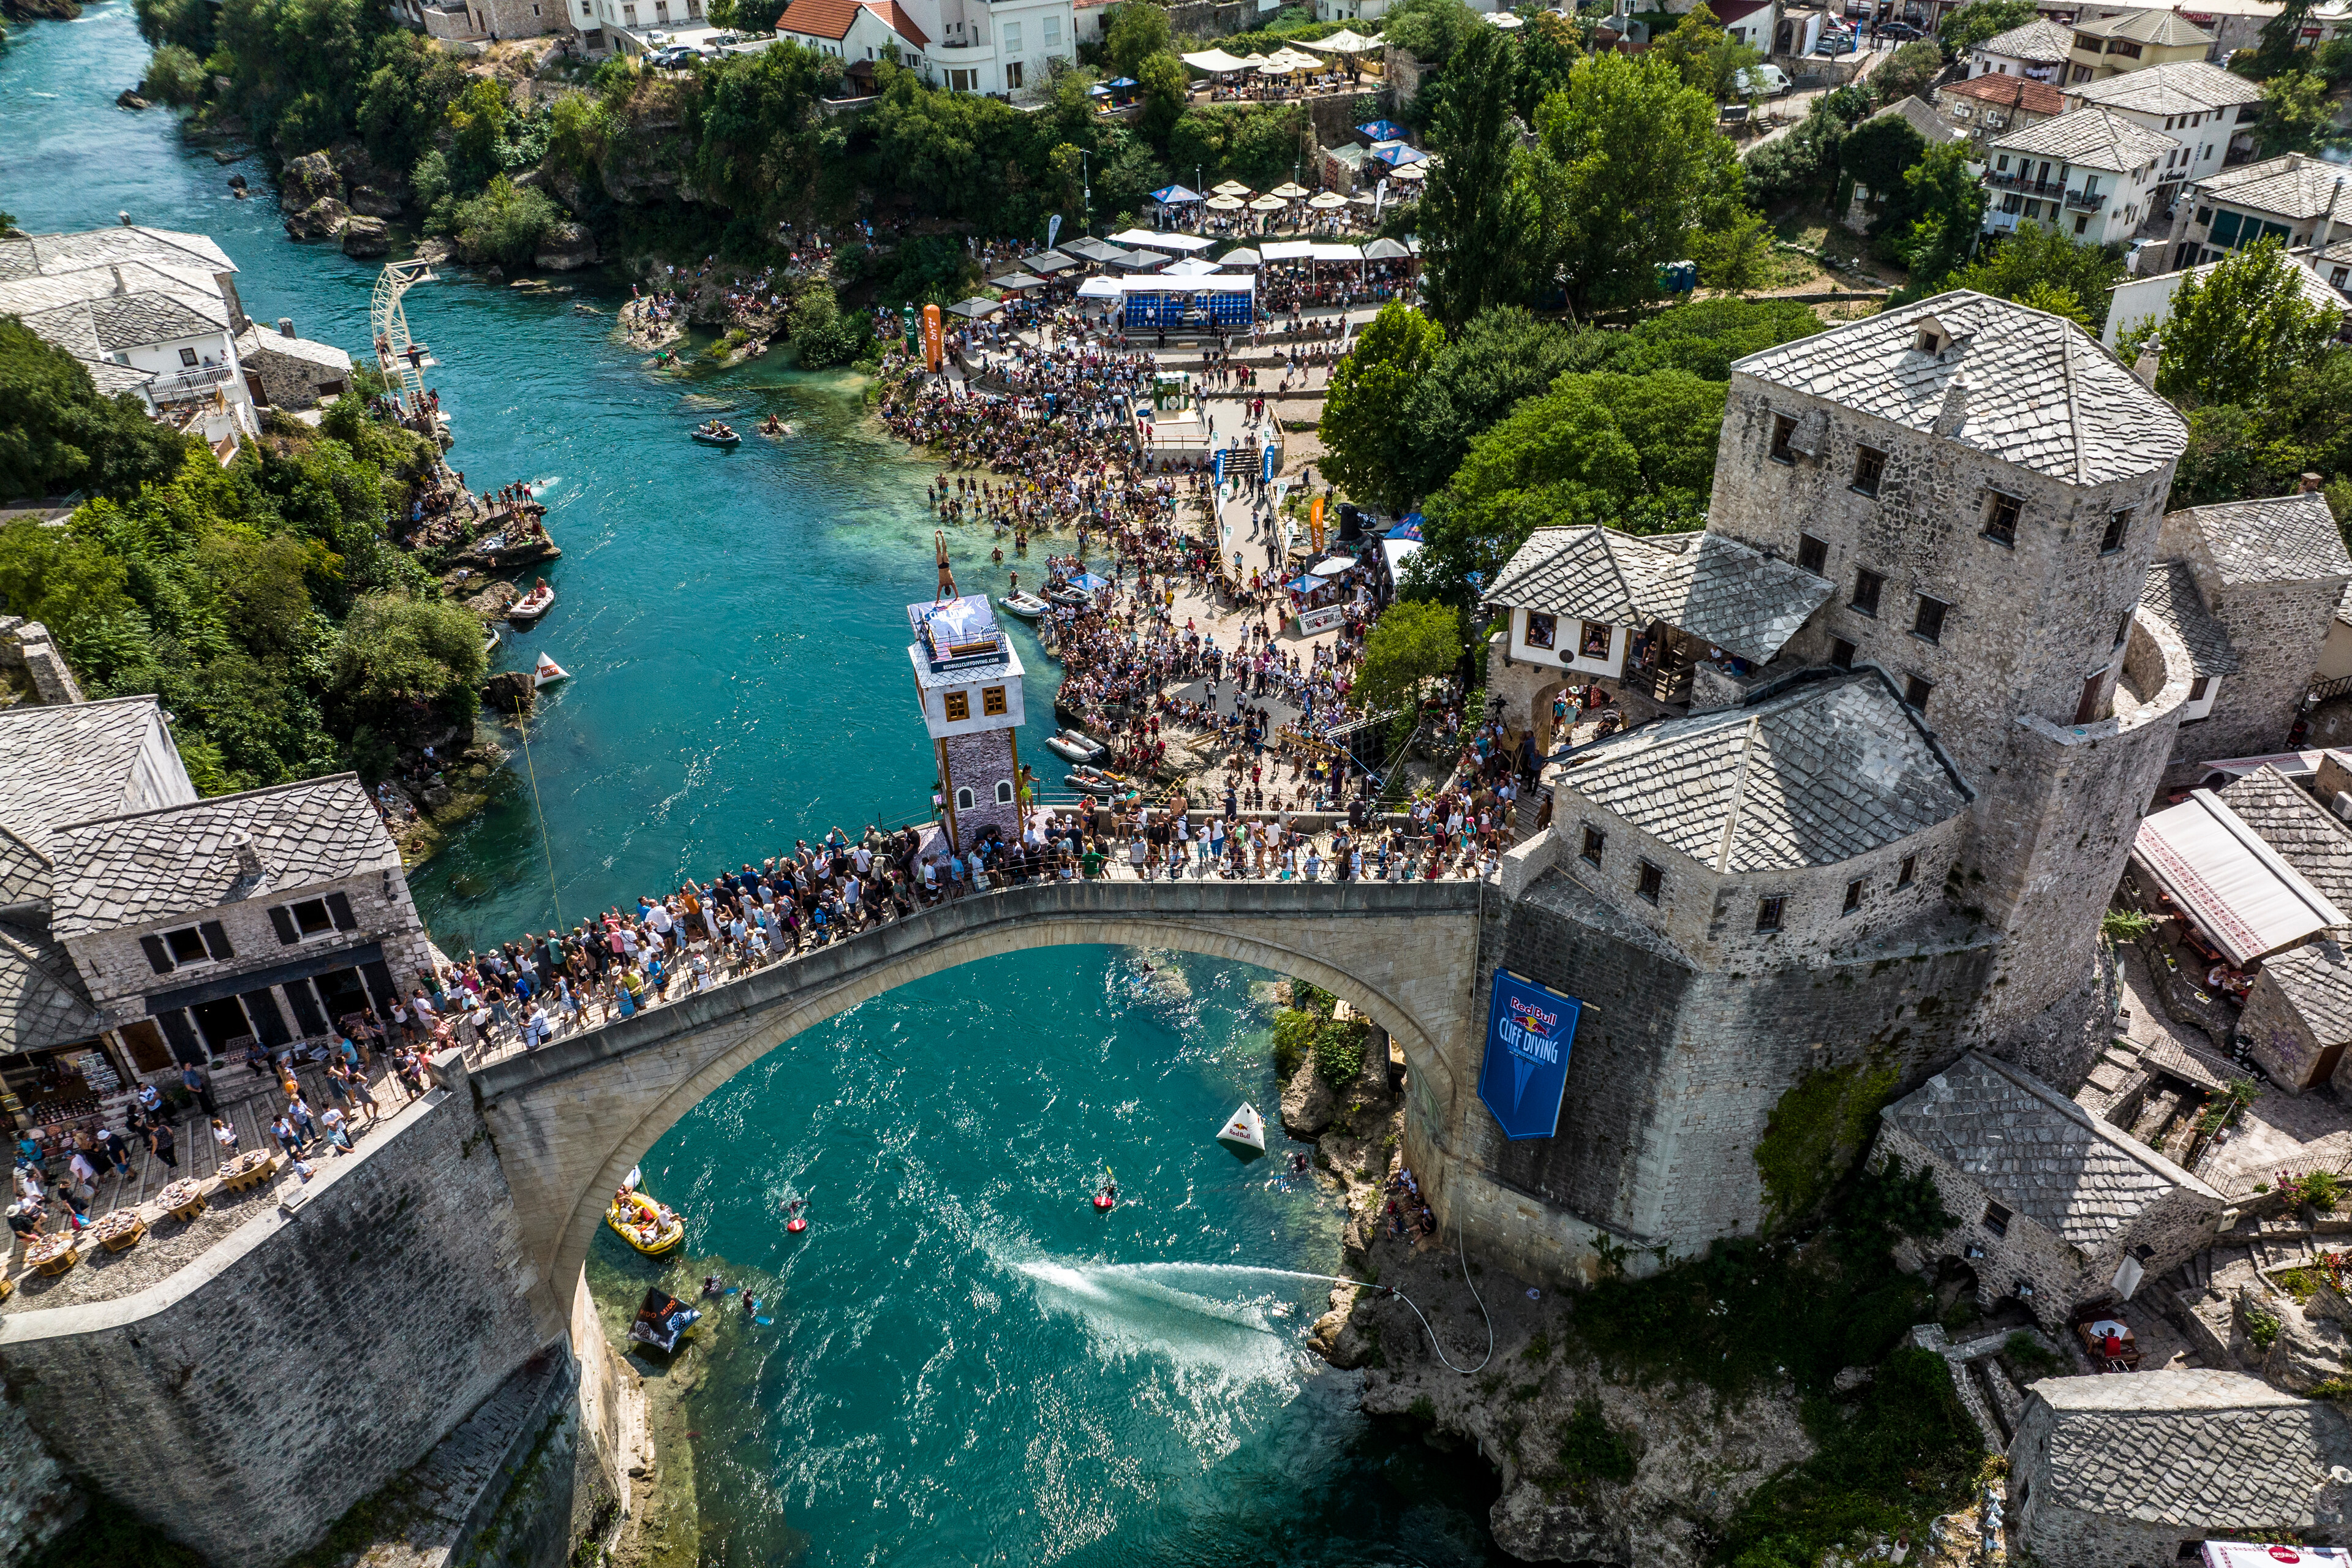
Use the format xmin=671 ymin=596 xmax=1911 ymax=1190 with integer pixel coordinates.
xmin=0 ymin=13 xmax=1507 ymax=1562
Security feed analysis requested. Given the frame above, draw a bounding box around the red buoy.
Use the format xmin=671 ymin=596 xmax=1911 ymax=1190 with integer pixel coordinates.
xmin=786 ymin=1216 xmax=807 ymax=1233
xmin=1093 ymin=1193 xmax=1115 ymax=1211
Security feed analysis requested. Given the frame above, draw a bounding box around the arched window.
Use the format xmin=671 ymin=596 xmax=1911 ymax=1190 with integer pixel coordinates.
xmin=956 ymin=786 xmax=974 ymax=810
xmin=995 ymin=779 xmax=1014 ymax=804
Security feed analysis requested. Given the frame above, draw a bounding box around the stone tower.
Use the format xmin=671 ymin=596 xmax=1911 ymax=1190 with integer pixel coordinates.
xmin=907 ymin=538 xmax=1027 ymax=853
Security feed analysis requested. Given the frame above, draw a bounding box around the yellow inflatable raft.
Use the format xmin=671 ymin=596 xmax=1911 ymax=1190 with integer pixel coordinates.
xmin=606 ymin=1189 xmax=684 ymax=1256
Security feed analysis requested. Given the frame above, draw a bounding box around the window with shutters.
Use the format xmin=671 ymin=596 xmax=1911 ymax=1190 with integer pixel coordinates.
xmin=982 ymin=685 xmax=1008 ymax=717
xmin=1851 ymin=446 xmax=1887 ymax=496
xmin=1913 ymin=594 xmax=1948 ymax=644
xmin=1983 ymin=492 xmax=2020 ymax=546
xmin=290 ymin=899 xmax=333 ymax=937
xmin=164 ymin=927 xmax=211 ymax=964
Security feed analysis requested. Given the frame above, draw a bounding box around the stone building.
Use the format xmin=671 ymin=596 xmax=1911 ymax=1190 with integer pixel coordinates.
xmin=232 ymin=316 xmax=354 ymax=409
xmin=2062 ymin=60 xmax=2264 ymax=212
xmin=2152 ymin=488 xmax=2352 ymax=764
xmin=2166 ymin=153 xmax=2352 ymax=272
xmin=0 ymin=696 xmax=432 ymax=1128
xmin=1932 ymin=72 xmax=2067 ymax=146
xmin=1457 ymin=293 xmax=2222 ymax=1261
xmin=1875 ymin=1052 xmax=2226 ymax=1328
xmin=905 ymin=594 xmax=1026 ymax=853
xmin=2006 ymin=1370 xmax=2352 ymax=1567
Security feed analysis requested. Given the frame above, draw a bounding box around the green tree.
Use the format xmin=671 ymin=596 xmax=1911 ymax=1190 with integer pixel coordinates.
xmin=2252 ymin=0 xmax=2319 ymax=76
xmin=1525 ymin=52 xmax=1749 ymax=314
xmin=1653 ymin=4 xmax=1760 ymax=101
xmin=1322 ymin=302 xmax=1448 ymax=514
xmin=134 ymin=0 xmax=214 ymax=52
xmin=1395 ymin=305 xmax=1581 ymax=499
xmin=333 ymin=593 xmax=488 ymax=712
xmin=1939 ymin=0 xmax=2037 ymax=56
xmin=1939 ymin=224 xmax=2127 ymax=328
xmin=142 ymin=43 xmax=210 ymax=106
xmin=2156 ymin=239 xmax=2342 ymax=409
xmin=1743 ymin=93 xmax=1861 ymax=205
xmin=2255 ymin=70 xmax=2348 ymax=156
xmin=1381 ymin=0 xmax=1480 ymax=66
xmin=0 ymin=318 xmax=191 ymax=502
xmin=1355 ymin=600 xmax=1467 ymax=715
xmin=1105 ymin=0 xmax=1172 ymax=78
xmin=1874 ymin=37 xmax=1943 ymax=104
xmin=1136 ymin=50 xmax=1189 ymax=139
xmin=1406 ymin=369 xmax=1727 ymax=605
xmin=1513 ymin=7 xmax=1581 ymax=124
xmin=1558 ymin=295 xmax=1824 ymax=380
xmin=1888 ymin=141 xmax=1986 ymax=280
xmin=1419 ymin=25 xmax=1532 ymax=330
xmin=442 ymin=175 xmax=561 ymax=267
xmin=1838 ymin=108 xmax=1926 ymax=208
xmin=692 ymin=42 xmax=843 ymax=225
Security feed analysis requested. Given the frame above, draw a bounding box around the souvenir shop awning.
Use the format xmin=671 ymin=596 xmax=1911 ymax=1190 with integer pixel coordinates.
xmin=2132 ymin=789 xmax=2350 ymax=966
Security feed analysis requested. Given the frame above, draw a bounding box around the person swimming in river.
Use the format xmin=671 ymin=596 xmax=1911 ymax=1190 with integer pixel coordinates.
xmin=744 ymin=1292 xmax=761 ymax=1317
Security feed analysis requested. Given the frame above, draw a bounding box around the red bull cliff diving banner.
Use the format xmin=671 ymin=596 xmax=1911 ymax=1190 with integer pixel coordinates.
xmin=1477 ymin=970 xmax=1580 ymax=1140
xmin=921 ymin=303 xmax=944 ymax=372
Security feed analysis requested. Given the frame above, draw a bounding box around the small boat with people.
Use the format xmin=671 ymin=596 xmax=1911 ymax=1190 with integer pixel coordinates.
xmin=998 ymin=590 xmax=1053 ymax=620
xmin=691 ymin=419 xmax=741 ymax=448
xmin=533 ymin=653 xmax=571 ymax=688
xmin=607 ymin=1170 xmax=684 ymax=1254
xmin=1065 ymin=764 xmax=1137 ymax=795
xmin=1215 ymin=1103 xmax=1267 ymax=1161
xmin=507 ymin=578 xmax=556 ymax=625
xmin=1044 ymin=728 xmax=1106 ymax=764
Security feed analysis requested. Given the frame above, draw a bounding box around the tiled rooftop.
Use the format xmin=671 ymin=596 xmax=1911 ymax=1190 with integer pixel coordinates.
xmin=1730 ymin=290 xmax=2187 ymax=486
xmin=0 ymin=696 xmax=168 ymax=844
xmin=0 ymin=824 xmax=52 ymax=911
xmin=2261 ymin=935 xmax=2352 ymax=1048
xmin=2034 ymin=1370 xmax=2352 ymax=1529
xmin=0 ymin=918 xmax=101 ymax=1055
xmin=1973 ymin=17 xmax=2076 ymax=60
xmin=1991 ymin=107 xmax=2176 ymax=173
xmin=1872 ymin=95 xmax=1963 ymax=145
xmin=1885 ymin=1051 xmax=2219 ymax=1249
xmin=2193 ymin=154 xmax=2352 ymax=225
xmin=1557 ymin=671 xmax=1969 ymax=873
xmin=2065 ymin=59 xmax=2263 ymax=116
xmin=1480 ymin=526 xmax=1833 ymax=667
xmin=47 ymin=773 xmax=400 ymax=938
xmin=1939 ymin=73 xmax=2067 ymax=118
xmin=2218 ymin=766 xmax=2352 ymax=914
xmin=2139 ymin=560 xmax=2239 ymax=676
xmin=2070 ymin=8 xmax=2214 ymax=45
xmin=2180 ymin=492 xmax=2352 ymax=587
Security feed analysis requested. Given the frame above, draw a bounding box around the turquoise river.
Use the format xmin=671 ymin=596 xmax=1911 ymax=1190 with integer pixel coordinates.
xmin=0 ymin=9 xmax=1510 ymax=1565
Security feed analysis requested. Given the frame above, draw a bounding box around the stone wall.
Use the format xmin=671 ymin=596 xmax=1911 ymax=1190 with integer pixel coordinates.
xmin=0 ymin=1385 xmax=80 ymax=1568
xmin=0 ymin=1055 xmax=545 ymax=1565
xmin=0 ymin=617 xmax=85 ymax=707
xmin=938 ymin=728 xmax=1023 ymax=851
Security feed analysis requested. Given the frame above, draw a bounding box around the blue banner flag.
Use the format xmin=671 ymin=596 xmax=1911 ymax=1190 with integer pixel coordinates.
xmin=1047 ymin=214 xmax=1063 ymax=252
xmin=1477 ymin=970 xmax=1580 ymax=1140
xmin=1262 ymin=443 xmax=1276 ymax=484
xmin=1213 ymin=448 xmax=1226 ymax=488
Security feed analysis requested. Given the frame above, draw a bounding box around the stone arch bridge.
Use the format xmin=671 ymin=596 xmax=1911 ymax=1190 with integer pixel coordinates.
xmin=464 ymin=878 xmax=1490 ymax=1330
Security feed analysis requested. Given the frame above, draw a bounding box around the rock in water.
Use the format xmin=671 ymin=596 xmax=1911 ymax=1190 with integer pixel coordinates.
xmin=347 ymin=184 xmax=403 ymax=219
xmin=115 ymin=88 xmax=150 ymax=110
xmin=535 ymin=221 xmax=598 ymax=272
xmin=340 ymin=216 xmax=391 ymax=258
xmin=483 ymin=670 xmax=536 ymax=715
xmin=278 ymin=149 xmax=344 ymax=213
xmin=283 ymin=197 xmax=349 ymax=241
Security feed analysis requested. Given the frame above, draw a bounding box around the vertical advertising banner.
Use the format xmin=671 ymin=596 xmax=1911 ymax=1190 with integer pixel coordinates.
xmin=921 ymin=303 xmax=944 ymax=373
xmin=1262 ymin=443 xmax=1277 ymax=484
xmin=1308 ymin=494 xmax=1325 ymax=551
xmin=901 ymin=304 xmax=919 ymax=353
xmin=1213 ymin=447 xmax=1226 ymax=489
xmin=1048 ymin=213 xmax=1064 ymax=253
xmin=1477 ymin=970 xmax=1580 ymax=1140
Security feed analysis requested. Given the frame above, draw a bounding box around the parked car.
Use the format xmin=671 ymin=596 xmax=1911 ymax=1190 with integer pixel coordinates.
xmin=649 ymin=43 xmax=698 ymax=66
xmin=1814 ymin=29 xmax=1855 ymax=53
xmin=1877 ymin=20 xmax=1924 ymax=40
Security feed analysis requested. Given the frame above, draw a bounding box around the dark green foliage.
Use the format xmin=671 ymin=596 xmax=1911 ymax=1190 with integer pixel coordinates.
xmin=1837 ymin=111 xmax=1925 ymax=208
xmin=1936 ymin=222 xmax=2127 ymax=330
xmin=1555 ymin=295 xmax=1823 ymax=382
xmin=1938 ymin=0 xmax=2037 ymax=55
xmin=1419 ymin=26 xmax=1532 ymax=330
xmin=1719 ymin=1349 xmax=1983 ymax=1568
xmin=2000 ymin=1330 xmax=2063 ymax=1379
xmin=1556 ymin=1398 xmax=1637 ymax=1487
xmin=133 ymin=0 xmax=214 ymax=53
xmin=0 ymin=318 xmax=192 ymax=502
xmin=1394 ymin=306 xmax=1583 ymax=500
xmin=1753 ymin=1061 xmax=1898 ymax=1229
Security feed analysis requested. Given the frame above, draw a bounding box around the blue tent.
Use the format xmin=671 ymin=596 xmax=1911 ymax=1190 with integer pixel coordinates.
xmin=1106 ymin=75 xmax=1139 ymax=86
xmin=1286 ymin=573 xmax=1329 ymax=592
xmin=1069 ymin=571 xmax=1110 ymax=592
xmin=1357 ymin=119 xmax=1408 ymax=141
xmin=1372 ymin=143 xmax=1428 ymax=167
xmin=1386 ymin=519 xmax=1423 ymax=541
xmin=1151 ymin=184 xmax=1206 ymax=205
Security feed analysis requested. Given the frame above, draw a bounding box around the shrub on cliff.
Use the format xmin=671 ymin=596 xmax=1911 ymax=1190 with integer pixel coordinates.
xmin=333 ymin=593 xmax=489 ymax=715
xmin=442 ymin=176 xmax=560 ymax=268
xmin=141 ymin=42 xmax=208 ymax=107
xmin=0 ymin=317 xmax=192 ymax=501
xmin=787 ymin=287 xmax=868 ymax=371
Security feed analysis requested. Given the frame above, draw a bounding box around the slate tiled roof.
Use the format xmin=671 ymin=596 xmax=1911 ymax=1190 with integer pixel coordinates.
xmin=12 ymin=225 xmax=235 ymax=279
xmin=1973 ymin=18 xmax=2076 ymax=60
xmin=2071 ymin=8 xmax=2214 ymax=46
xmin=1557 ymin=672 xmax=1969 ymax=872
xmin=2179 ymin=492 xmax=2352 ymax=586
xmin=90 ymin=291 xmax=220 ymax=350
xmin=2219 ymin=766 xmax=2352 ymax=913
xmin=1872 ymin=95 xmax=1963 ymax=145
xmin=2263 ymin=935 xmax=2352 ymax=1048
xmin=2193 ymin=154 xmax=2352 ymax=226
xmin=1991 ymin=107 xmax=2176 ymax=174
xmin=1731 ymin=291 xmax=2186 ymax=486
xmin=1480 ymin=527 xmax=1834 ymax=666
xmin=47 ymin=773 xmax=399 ymax=938
xmin=2065 ymin=60 xmax=2263 ymax=116
xmin=0 ymin=696 xmax=167 ymax=843
xmin=0 ymin=919 xmax=102 ymax=1055
xmin=0 ymin=824 xmax=53 ymax=911
xmin=2138 ymin=561 xmax=2239 ymax=676
xmin=1888 ymin=1053 xmax=2222 ymax=1248
xmin=2031 ymin=1370 xmax=2352 ymax=1530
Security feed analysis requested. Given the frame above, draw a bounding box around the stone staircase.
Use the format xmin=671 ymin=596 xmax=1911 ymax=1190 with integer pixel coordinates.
xmin=2153 ymin=1214 xmax=2329 ymax=1368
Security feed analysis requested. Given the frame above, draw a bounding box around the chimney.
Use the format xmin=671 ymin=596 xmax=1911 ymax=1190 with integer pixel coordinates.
xmin=1933 ymin=375 xmax=1972 ymax=437
xmin=230 ymin=834 xmax=268 ymax=882
xmin=2305 ymin=472 xmax=2326 ymax=494
xmin=117 ymin=210 xmax=131 ymax=227
xmin=110 ymin=266 xmax=125 ymax=296
xmin=2317 ymin=176 xmax=2346 ymax=253
xmin=278 ymin=317 xmax=295 ymax=338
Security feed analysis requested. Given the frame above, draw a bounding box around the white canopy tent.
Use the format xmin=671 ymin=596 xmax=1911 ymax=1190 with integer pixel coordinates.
xmin=1300 ymin=27 xmax=1378 ymax=51
xmin=2132 ymin=790 xmax=2350 ymax=966
xmin=1308 ymin=243 xmax=1363 ymax=262
xmin=1219 ymin=247 xmax=1262 ymax=266
xmin=1111 ymin=228 xmax=1215 ymax=253
xmin=1074 ymin=276 xmax=1125 ymax=299
xmin=1160 ymin=257 xmax=1226 ymax=276
xmin=1259 ymin=239 xmax=1316 ymax=261
xmin=1180 ymin=48 xmax=1257 ymax=72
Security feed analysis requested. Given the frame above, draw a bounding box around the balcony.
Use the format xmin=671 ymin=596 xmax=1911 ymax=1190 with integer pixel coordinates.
xmin=148 ymin=363 xmax=238 ymax=402
xmin=2063 ymin=188 xmax=2108 ymax=211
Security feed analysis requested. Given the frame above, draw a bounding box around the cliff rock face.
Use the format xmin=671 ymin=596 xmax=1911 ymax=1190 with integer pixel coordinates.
xmin=347 ymin=185 xmax=404 ymax=219
xmin=340 ymin=215 xmax=391 ymax=257
xmin=595 ymin=81 xmax=701 ymax=205
xmin=280 ymin=150 xmax=344 ymax=212
xmin=535 ymin=221 xmax=598 ymax=271
xmin=1348 ymin=1244 xmax=1814 ymax=1566
xmin=284 ymin=197 xmax=350 ymax=241
xmin=1 ymin=0 xmax=81 ymax=20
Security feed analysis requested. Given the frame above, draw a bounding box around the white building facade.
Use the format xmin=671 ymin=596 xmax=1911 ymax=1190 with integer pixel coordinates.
xmin=2063 ymin=60 xmax=2263 ymax=214
xmin=1980 ymin=106 xmax=2174 ymax=247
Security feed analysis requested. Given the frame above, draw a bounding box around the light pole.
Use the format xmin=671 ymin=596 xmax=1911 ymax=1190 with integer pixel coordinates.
xmin=1081 ymin=148 xmax=1092 ymax=235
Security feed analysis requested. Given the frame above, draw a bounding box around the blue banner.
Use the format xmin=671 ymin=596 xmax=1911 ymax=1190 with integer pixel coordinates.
xmin=1477 ymin=970 xmax=1580 ymax=1140
xmin=1262 ymin=443 xmax=1276 ymax=484
xmin=1213 ymin=448 xmax=1226 ymax=488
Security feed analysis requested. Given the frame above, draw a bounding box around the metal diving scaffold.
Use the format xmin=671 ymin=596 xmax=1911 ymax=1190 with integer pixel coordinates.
xmin=369 ymin=257 xmax=440 ymax=419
